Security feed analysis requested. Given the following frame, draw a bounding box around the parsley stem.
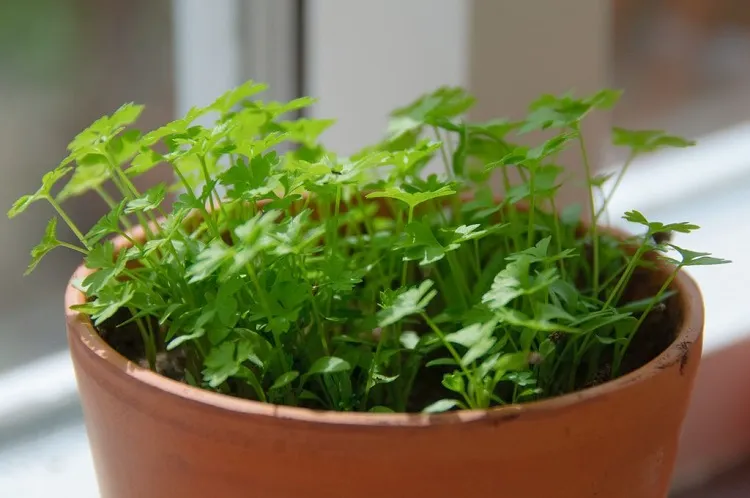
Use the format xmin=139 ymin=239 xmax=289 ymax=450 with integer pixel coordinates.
xmin=444 ymin=127 xmax=455 ymax=159
xmin=431 ymin=264 xmax=448 ymax=296
xmin=246 ymin=264 xmax=271 ymax=312
xmin=501 ymin=168 xmax=523 ymax=253
xmin=595 ymin=153 xmax=635 ymax=223
xmin=308 ymin=287 xmax=329 ymax=355
xmin=401 ymin=207 xmax=414 ymax=287
xmin=527 ymin=168 xmax=536 ymax=247
xmin=198 ymin=155 xmax=229 ymax=222
xmin=472 ymin=239 xmax=482 ymax=278
xmin=446 ymin=252 xmax=471 ymax=309
xmin=613 ymin=268 xmax=678 ymax=376
xmin=604 ymin=244 xmax=647 ymax=309
xmin=422 ymin=313 xmax=475 ymax=407
xmin=132 ymin=313 xmax=156 ymax=370
xmin=198 ymin=155 xmax=217 ymax=214
xmin=93 ymin=185 xmax=116 ymax=208
xmin=106 ymin=152 xmax=158 ymax=241
xmin=331 ymin=185 xmax=342 ymax=251
xmin=104 ymin=151 xmax=141 ymax=203
xmin=433 ymin=126 xmax=453 ymax=178
xmin=550 ymin=197 xmax=566 ymax=279
xmin=433 ymin=127 xmax=464 ymax=223
xmin=171 ymin=163 xmax=220 ymax=239
xmin=47 ymin=197 xmax=90 ymax=250
xmin=59 ymin=241 xmax=87 ymax=255
xmin=578 ymin=130 xmax=599 ymax=295
xmin=94 ymin=185 xmax=133 ymax=230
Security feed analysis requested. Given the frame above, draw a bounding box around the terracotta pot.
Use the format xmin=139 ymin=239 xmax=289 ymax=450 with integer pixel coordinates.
xmin=65 ymin=221 xmax=704 ymax=498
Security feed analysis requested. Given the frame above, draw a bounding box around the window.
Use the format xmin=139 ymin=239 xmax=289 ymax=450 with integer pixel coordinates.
xmin=3 ymin=1 xmax=748 ymax=494
xmin=0 ymin=1 xmax=174 ymax=495
xmin=0 ymin=0 xmax=174 ymax=372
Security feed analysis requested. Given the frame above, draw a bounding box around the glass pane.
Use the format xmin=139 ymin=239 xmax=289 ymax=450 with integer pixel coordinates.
xmin=614 ymin=0 xmax=750 ymax=137
xmin=611 ymin=0 xmax=750 ymax=363
xmin=0 ymin=0 xmax=174 ymax=372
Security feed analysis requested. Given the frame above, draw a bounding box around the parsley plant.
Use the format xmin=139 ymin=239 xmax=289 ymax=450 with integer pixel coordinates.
xmin=9 ymin=82 xmax=728 ymax=413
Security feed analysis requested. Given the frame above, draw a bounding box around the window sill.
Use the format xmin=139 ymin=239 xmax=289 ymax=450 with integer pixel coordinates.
xmin=3 ymin=122 xmax=750 ymax=495
xmin=604 ymin=120 xmax=750 ymax=492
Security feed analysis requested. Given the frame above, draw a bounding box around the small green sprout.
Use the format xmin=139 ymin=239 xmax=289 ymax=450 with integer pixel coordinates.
xmin=8 ymin=82 xmax=728 ymax=413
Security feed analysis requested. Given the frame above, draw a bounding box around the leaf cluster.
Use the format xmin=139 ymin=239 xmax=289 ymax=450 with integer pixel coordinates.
xmin=9 ymin=81 xmax=728 ymax=413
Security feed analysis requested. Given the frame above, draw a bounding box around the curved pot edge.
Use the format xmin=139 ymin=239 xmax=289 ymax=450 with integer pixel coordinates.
xmin=64 ymin=235 xmax=705 ymax=428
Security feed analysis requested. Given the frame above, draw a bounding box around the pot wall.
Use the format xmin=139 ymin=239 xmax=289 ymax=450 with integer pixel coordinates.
xmin=66 ymin=262 xmax=704 ymax=498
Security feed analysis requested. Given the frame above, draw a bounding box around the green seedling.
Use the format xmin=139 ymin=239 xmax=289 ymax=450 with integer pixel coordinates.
xmin=9 ymin=82 xmax=728 ymax=413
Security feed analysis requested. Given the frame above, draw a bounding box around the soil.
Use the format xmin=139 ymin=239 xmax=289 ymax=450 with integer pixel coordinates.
xmin=97 ymin=308 xmax=186 ymax=381
xmin=616 ymin=265 xmax=682 ymax=376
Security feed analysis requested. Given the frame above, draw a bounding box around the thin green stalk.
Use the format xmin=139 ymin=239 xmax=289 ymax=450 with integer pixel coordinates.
xmin=356 ymin=193 xmax=387 ymax=282
xmin=444 ymin=126 xmax=455 ymax=159
xmin=245 ymin=263 xmax=279 ymax=355
xmin=104 ymin=167 xmax=134 ymax=201
xmin=301 ymin=193 xmax=312 ymax=214
xmin=422 ymin=313 xmax=475 ymax=408
xmin=323 ymin=192 xmax=341 ymax=318
xmin=116 ymin=231 xmax=143 ymax=250
xmin=103 ymin=158 xmax=158 ymax=241
xmin=496 ymin=204 xmax=512 ymax=256
xmin=93 ymin=185 xmax=117 ymax=208
xmin=573 ymin=332 xmax=596 ymax=369
xmin=527 ymin=167 xmax=536 ymax=247
xmin=198 ymin=155 xmax=218 ymax=213
xmin=332 ymin=185 xmax=342 ymax=249
xmin=398 ymin=357 xmax=421 ymax=412
xmin=613 ymin=268 xmax=678 ymax=375
xmin=472 ymin=239 xmax=482 ymax=278
xmin=567 ymin=362 xmax=578 ymax=393
xmin=595 ymin=153 xmax=635 ymax=223
xmin=47 ymin=197 xmax=90 ymax=250
xmin=577 ymin=130 xmax=599 ymax=295
xmin=549 ymin=197 xmax=566 ymax=279
xmin=604 ymin=244 xmax=648 ymax=309
xmin=431 ymin=199 xmax=450 ymax=226
xmin=431 ymin=264 xmax=449 ymax=299
xmin=104 ymin=154 xmax=150 ymax=229
xmin=198 ymin=155 xmax=232 ymax=230
xmin=433 ymin=126 xmax=453 ymax=179
xmin=94 ymin=185 xmax=134 ymax=230
xmin=133 ymin=314 xmax=156 ymax=370
xmin=515 ymin=165 xmax=528 ymax=183
xmin=308 ymin=285 xmax=329 ymax=355
xmin=400 ymin=206 xmax=414 ymax=287
xmin=501 ymin=168 xmax=523 ymax=253
xmin=171 ymin=163 xmax=220 ymax=238
xmin=547 ymin=337 xmax=575 ymax=385
xmin=445 ymin=252 xmax=471 ymax=309
xmin=433 ymin=126 xmax=463 ymax=223
xmin=363 ymin=325 xmax=391 ymax=410
xmin=59 ymin=241 xmax=87 ymax=255
xmin=108 ymin=155 xmax=145 ymax=204
xmin=598 ymin=260 xmax=630 ymax=296
xmin=422 ymin=312 xmax=464 ymax=370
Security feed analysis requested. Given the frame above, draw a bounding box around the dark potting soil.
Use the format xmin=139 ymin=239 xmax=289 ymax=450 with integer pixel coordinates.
xmin=97 ymin=308 xmax=187 ymax=382
xmin=95 ymin=264 xmax=682 ymax=411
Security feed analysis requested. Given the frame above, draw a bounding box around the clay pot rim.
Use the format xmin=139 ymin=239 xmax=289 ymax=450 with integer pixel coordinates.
xmin=64 ymin=223 xmax=704 ymax=428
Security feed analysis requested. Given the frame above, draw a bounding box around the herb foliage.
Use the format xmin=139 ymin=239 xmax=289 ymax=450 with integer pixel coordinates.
xmin=9 ymin=82 xmax=728 ymax=413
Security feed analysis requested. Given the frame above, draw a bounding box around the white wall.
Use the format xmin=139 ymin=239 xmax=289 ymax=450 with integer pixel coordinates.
xmin=470 ymin=0 xmax=611 ymax=205
xmin=304 ymin=0 xmax=609 ymax=193
xmin=172 ymin=0 xmax=241 ymax=119
xmin=304 ymin=0 xmax=470 ymax=156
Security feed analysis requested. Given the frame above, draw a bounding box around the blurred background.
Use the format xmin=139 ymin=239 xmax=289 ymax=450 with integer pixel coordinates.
xmin=2 ymin=1 xmax=750 ymax=496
